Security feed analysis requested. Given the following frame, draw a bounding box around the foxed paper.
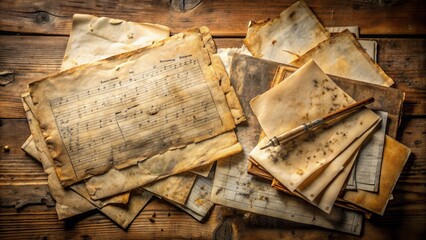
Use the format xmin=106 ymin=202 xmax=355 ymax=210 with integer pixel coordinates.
xmin=348 ymin=111 xmax=388 ymax=192
xmin=144 ymin=172 xmax=197 ymax=205
xmin=29 ymin=28 xmax=241 ymax=186
xmin=249 ymin=60 xmax=380 ymax=192
xmin=290 ymin=30 xmax=394 ymax=86
xmin=62 ymin=14 xmax=170 ymax=70
xmin=190 ymin=163 xmax=213 ymax=177
xmin=211 ymin=54 xmax=363 ymax=235
xmin=230 ymin=53 xmax=404 ymax=138
xmin=299 ymin=121 xmax=379 ymax=213
xmin=21 ymin=93 xmax=96 ymax=219
xmin=85 ymin=130 xmax=241 ymax=199
xmin=342 ymin=136 xmax=410 ymax=215
xmin=22 ymin=93 xmax=153 ymax=227
xmin=243 ymin=1 xmax=330 ymax=64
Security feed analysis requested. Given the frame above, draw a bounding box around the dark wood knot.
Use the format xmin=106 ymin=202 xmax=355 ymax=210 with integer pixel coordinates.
xmin=36 ymin=11 xmax=50 ymax=25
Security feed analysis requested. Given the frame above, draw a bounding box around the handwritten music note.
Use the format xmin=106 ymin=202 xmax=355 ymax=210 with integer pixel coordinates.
xmin=46 ymin=56 xmax=230 ymax=180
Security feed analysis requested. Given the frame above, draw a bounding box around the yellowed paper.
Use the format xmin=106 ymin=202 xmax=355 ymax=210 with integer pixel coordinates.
xmin=22 ymin=93 xmax=154 ymax=227
xmin=243 ymin=1 xmax=330 ymax=64
xmin=21 ymin=93 xmax=96 ymax=219
xmin=172 ymin=174 xmax=215 ymax=222
xmin=20 ymin=14 xmax=169 ymax=224
xmin=290 ymin=30 xmax=394 ymax=86
xmin=343 ymin=136 xmax=411 ymax=215
xmin=359 ymin=40 xmax=377 ymax=63
xmin=23 ymin=138 xmax=132 ymax=208
xmin=62 ymin=14 xmax=170 ymax=70
xmin=249 ymin=60 xmax=380 ymax=192
xmin=297 ymin=120 xmax=379 ymax=201
xmin=300 ymin=121 xmax=379 ymax=213
xmin=144 ymin=172 xmax=197 ymax=205
xmin=23 ymin=140 xmax=134 ymax=206
xmin=190 ymin=163 xmax=213 ymax=177
xmin=85 ymin=129 xmax=241 ymax=199
xmin=29 ymin=28 xmax=240 ymax=186
xmin=212 ymin=54 xmax=363 ymax=235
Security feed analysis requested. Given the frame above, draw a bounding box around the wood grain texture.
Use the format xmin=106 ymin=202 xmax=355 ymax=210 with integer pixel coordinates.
xmin=0 ymin=0 xmax=425 ymax=36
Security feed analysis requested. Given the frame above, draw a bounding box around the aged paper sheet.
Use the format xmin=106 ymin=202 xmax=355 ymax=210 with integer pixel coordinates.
xmin=211 ymin=54 xmax=363 ymax=235
xmin=243 ymin=1 xmax=330 ymax=64
xmin=29 ymin=28 xmax=241 ymax=186
xmin=62 ymin=14 xmax=171 ymax=70
xmin=144 ymin=172 xmax=196 ymax=205
xmin=290 ymin=30 xmax=394 ymax=86
xmin=299 ymin=121 xmax=379 ymax=213
xmin=22 ymin=93 xmax=153 ymax=227
xmin=21 ymin=93 xmax=96 ymax=219
xmin=169 ymin=173 xmax=215 ymax=221
xmin=249 ymin=60 xmax=380 ymax=192
xmin=342 ymin=136 xmax=411 ymax=215
xmin=83 ymin=28 xmax=244 ymax=200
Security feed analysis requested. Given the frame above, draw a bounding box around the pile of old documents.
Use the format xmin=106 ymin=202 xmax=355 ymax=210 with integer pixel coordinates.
xmin=20 ymin=0 xmax=410 ymax=235
xmin=21 ymin=14 xmax=245 ymax=228
xmin=212 ymin=0 xmax=410 ymax=235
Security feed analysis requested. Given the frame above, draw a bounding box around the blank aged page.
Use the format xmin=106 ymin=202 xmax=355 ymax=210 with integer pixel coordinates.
xmin=243 ymin=0 xmax=329 ymax=64
xmin=62 ymin=14 xmax=171 ymax=70
xmin=290 ymin=30 xmax=394 ymax=86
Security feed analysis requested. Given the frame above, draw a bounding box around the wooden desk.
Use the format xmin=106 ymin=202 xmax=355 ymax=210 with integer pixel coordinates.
xmin=0 ymin=1 xmax=424 ymax=239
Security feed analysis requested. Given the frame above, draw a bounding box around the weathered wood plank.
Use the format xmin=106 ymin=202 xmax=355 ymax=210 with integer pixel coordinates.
xmin=0 ymin=0 xmax=425 ymax=36
xmin=0 ymin=119 xmax=47 ymax=184
xmin=0 ymin=36 xmax=424 ymax=118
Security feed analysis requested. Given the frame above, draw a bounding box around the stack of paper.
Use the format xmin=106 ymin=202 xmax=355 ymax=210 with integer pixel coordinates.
xmin=21 ymin=14 xmax=245 ymax=228
xmin=212 ymin=0 xmax=410 ymax=235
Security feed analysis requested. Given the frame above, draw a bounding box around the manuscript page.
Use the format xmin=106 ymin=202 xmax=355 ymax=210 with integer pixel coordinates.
xmin=22 ymin=93 xmax=153 ymax=227
xmin=29 ymin=28 xmax=239 ymax=186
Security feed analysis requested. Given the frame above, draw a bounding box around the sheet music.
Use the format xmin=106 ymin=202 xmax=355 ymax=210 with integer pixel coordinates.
xmin=50 ymin=57 xmax=222 ymax=173
xmin=29 ymin=29 xmax=238 ymax=185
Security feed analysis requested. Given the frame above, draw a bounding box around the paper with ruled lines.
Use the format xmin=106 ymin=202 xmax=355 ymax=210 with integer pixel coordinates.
xmin=29 ymin=28 xmax=242 ymax=186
